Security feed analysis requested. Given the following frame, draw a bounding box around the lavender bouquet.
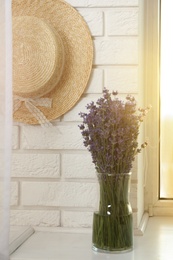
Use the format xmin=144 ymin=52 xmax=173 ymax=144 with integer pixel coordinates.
xmin=78 ymin=89 xmax=150 ymax=252
xmin=79 ymin=88 xmax=149 ymax=174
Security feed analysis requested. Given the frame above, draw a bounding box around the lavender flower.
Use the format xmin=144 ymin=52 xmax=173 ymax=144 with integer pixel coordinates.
xmin=78 ymin=89 xmax=150 ymax=174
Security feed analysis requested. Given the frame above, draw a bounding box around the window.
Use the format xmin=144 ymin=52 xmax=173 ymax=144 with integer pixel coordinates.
xmin=144 ymin=0 xmax=173 ymax=216
xmin=160 ymin=0 xmax=173 ymax=199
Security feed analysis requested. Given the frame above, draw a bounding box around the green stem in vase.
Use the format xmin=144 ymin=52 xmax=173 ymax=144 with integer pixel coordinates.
xmin=92 ymin=173 xmax=133 ymax=252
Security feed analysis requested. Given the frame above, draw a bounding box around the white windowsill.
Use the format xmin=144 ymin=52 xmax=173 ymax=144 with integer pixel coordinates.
xmin=10 ymin=216 xmax=173 ymax=260
xmin=9 ymin=226 xmax=34 ymax=255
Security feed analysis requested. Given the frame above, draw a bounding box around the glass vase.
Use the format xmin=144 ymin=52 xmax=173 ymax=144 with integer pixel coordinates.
xmin=92 ymin=172 xmax=133 ymax=253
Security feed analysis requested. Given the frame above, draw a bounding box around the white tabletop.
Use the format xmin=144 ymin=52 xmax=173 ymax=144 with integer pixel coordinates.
xmin=10 ymin=216 xmax=173 ymax=260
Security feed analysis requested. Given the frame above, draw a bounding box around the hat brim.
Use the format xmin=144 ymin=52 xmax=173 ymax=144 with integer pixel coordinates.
xmin=12 ymin=0 xmax=93 ymax=124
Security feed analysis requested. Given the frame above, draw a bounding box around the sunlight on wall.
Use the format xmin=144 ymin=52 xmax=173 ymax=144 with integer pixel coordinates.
xmin=160 ymin=0 xmax=173 ymax=198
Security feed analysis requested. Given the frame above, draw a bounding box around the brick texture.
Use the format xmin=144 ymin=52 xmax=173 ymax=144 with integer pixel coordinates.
xmin=10 ymin=210 xmax=60 ymax=227
xmin=105 ymin=66 xmax=138 ymax=93
xmin=21 ymin=125 xmax=84 ymax=150
xmin=12 ymin=153 xmax=60 ymax=178
xmin=10 ymin=182 xmax=18 ymax=206
xmin=106 ymin=8 xmax=138 ymax=36
xmin=11 ymin=0 xmax=142 ymax=230
xmin=61 ymin=211 xmax=93 ymax=228
xmin=62 ymin=153 xmax=96 ymax=179
xmin=78 ymin=9 xmax=103 ymax=36
xmin=21 ymin=182 xmax=98 ymax=208
xmin=94 ymin=38 xmax=138 ymax=65
xmin=12 ymin=126 xmax=19 ymax=149
xmin=65 ymin=0 xmax=138 ymax=7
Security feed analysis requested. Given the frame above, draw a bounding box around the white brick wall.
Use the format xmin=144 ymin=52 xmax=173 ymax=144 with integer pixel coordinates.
xmin=105 ymin=67 xmax=138 ymax=93
xmin=65 ymin=0 xmax=138 ymax=7
xmin=10 ymin=210 xmax=60 ymax=227
xmin=106 ymin=9 xmax=138 ymax=36
xmin=20 ymin=125 xmax=84 ymax=149
xmin=62 ymin=153 xmax=96 ymax=179
xmin=61 ymin=211 xmax=93 ymax=228
xmin=21 ymin=182 xmax=98 ymax=208
xmin=10 ymin=182 xmax=18 ymax=206
xmin=12 ymin=126 xmax=19 ymax=149
xmin=11 ymin=0 xmax=141 ymax=230
xmin=12 ymin=153 xmax=60 ymax=178
xmin=78 ymin=9 xmax=103 ymax=36
xmin=94 ymin=38 xmax=138 ymax=65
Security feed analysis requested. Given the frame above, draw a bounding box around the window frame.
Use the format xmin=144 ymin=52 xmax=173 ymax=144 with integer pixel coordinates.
xmin=144 ymin=0 xmax=173 ymax=215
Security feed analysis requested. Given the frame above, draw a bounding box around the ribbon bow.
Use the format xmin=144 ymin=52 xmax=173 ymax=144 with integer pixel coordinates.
xmin=13 ymin=95 xmax=53 ymax=127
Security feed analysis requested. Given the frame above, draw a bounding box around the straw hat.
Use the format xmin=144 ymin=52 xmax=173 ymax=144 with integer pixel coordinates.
xmin=12 ymin=0 xmax=93 ymax=125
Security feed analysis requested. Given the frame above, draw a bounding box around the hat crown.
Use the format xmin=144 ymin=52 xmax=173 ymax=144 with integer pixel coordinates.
xmin=13 ymin=0 xmax=93 ymax=125
xmin=13 ymin=16 xmax=64 ymax=98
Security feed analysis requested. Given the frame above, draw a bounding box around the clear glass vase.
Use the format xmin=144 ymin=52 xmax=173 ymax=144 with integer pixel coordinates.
xmin=92 ymin=172 xmax=133 ymax=253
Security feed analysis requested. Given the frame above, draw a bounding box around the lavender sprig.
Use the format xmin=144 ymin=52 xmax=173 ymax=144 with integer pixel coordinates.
xmin=78 ymin=89 xmax=150 ymax=174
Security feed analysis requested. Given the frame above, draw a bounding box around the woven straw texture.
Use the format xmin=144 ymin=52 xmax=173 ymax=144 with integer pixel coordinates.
xmin=12 ymin=0 xmax=93 ymax=124
xmin=13 ymin=16 xmax=65 ymax=98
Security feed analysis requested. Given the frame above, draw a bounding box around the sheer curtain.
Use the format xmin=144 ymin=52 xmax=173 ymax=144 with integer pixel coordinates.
xmin=0 ymin=0 xmax=12 ymax=259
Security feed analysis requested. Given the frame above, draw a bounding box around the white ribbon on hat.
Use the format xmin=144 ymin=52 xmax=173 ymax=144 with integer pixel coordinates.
xmin=13 ymin=95 xmax=53 ymax=127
